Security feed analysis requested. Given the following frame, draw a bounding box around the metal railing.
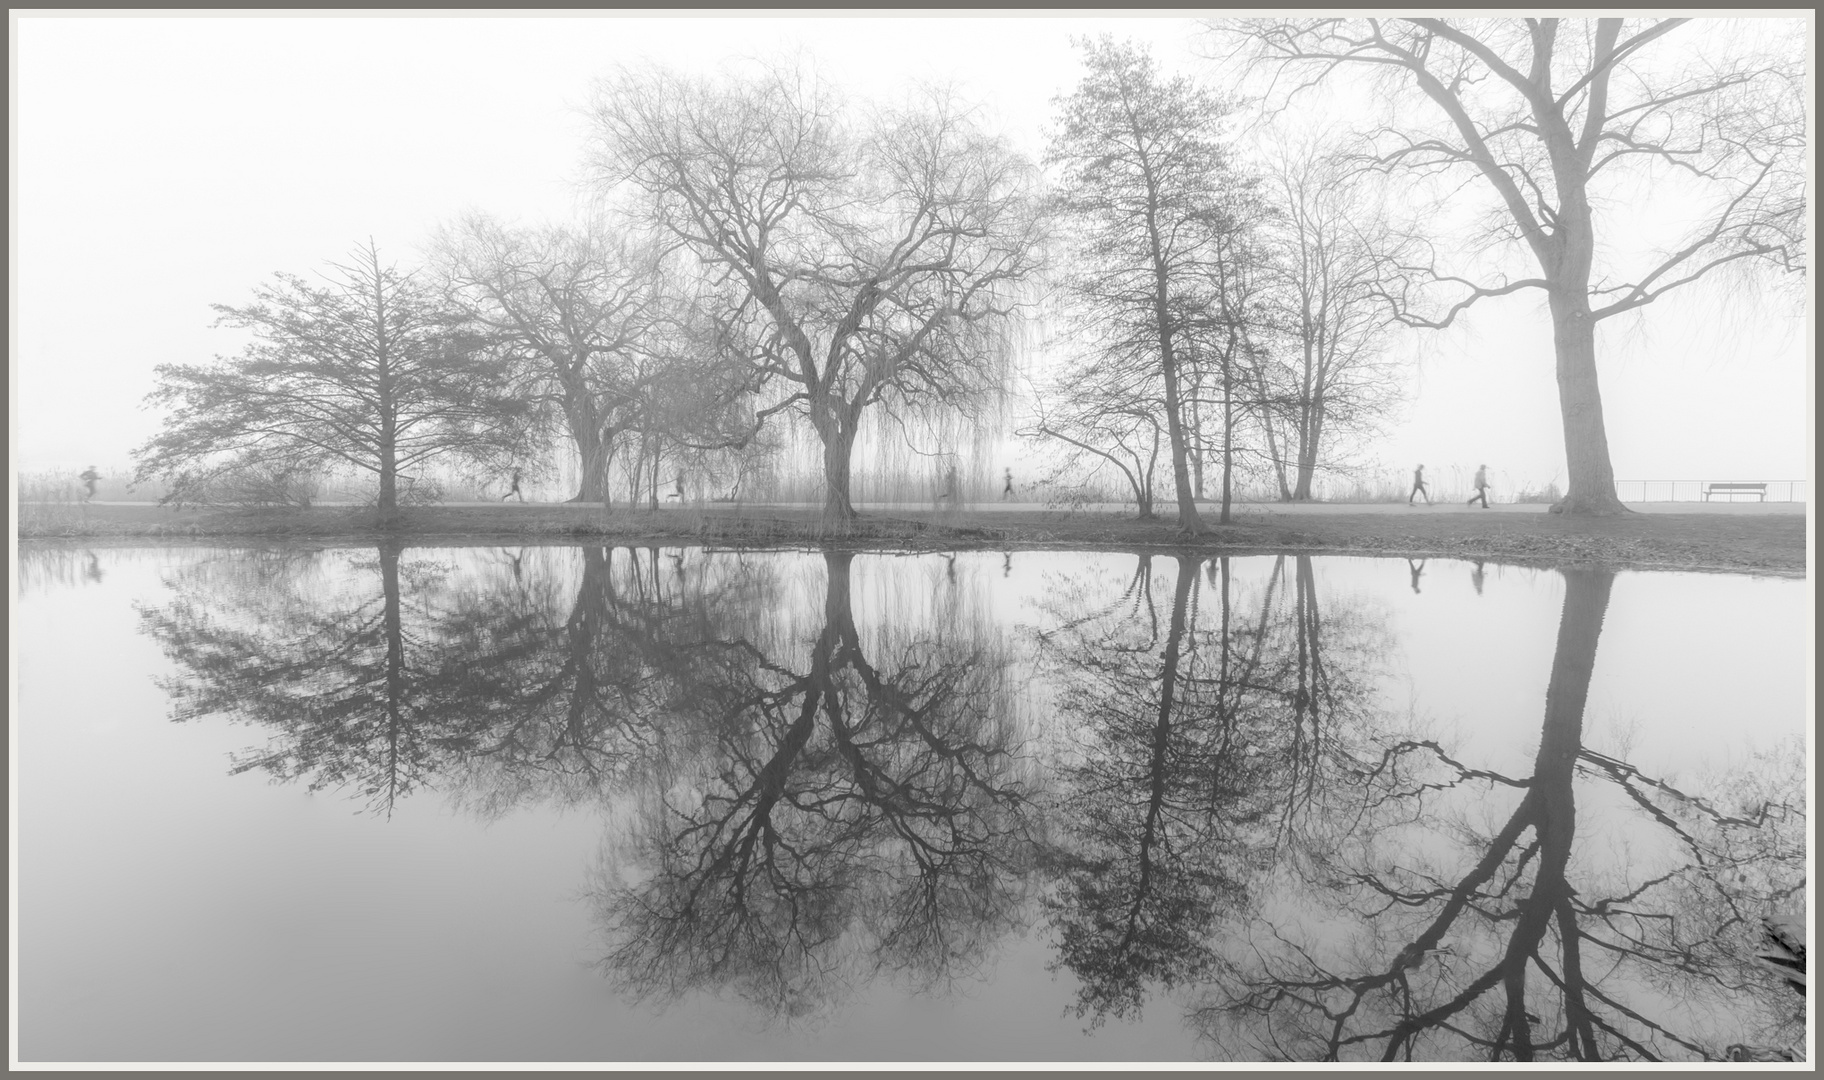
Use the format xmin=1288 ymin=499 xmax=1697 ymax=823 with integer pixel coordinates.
xmin=1615 ymin=480 xmax=1807 ymax=503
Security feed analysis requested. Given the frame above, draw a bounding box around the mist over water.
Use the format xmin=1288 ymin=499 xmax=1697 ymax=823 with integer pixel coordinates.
xmin=14 ymin=544 xmax=1807 ymax=1062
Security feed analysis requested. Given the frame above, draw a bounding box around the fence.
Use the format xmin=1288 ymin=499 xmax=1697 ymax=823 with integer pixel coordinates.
xmin=1615 ymin=480 xmax=1807 ymax=503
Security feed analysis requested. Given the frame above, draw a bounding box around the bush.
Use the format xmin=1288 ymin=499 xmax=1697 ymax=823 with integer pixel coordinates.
xmin=204 ymin=464 xmax=319 ymax=509
xmin=1513 ymin=481 xmax=1562 ymax=505
xmin=397 ymin=476 xmax=445 ymax=507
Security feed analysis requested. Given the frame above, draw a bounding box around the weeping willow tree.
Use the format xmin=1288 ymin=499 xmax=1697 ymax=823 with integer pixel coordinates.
xmin=588 ymin=60 xmax=1046 ymax=529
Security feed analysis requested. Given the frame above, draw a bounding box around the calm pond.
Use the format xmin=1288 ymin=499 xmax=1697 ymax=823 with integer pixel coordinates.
xmin=14 ymin=544 xmax=1808 ymax=1063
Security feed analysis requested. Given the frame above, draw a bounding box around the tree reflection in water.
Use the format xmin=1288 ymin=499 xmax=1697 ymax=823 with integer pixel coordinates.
xmin=136 ymin=544 xmax=776 ymax=815
xmin=1193 ymin=568 xmax=1807 ymax=1062
xmin=133 ymin=548 xmax=1804 ymax=1056
xmin=138 ymin=544 xmax=485 ymax=812
xmin=592 ymin=551 xmax=1037 ymax=1020
xmin=1035 ymin=554 xmax=1389 ymax=1023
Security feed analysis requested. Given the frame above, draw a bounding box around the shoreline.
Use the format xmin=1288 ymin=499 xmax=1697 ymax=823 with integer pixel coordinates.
xmin=14 ymin=502 xmax=1807 ymax=576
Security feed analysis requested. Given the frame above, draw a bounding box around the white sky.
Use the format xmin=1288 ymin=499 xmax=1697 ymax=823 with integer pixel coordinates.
xmin=10 ymin=12 xmax=1814 ymax=492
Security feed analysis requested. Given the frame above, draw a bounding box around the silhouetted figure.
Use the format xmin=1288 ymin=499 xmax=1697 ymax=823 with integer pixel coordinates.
xmin=1003 ymin=551 xmax=1012 ymax=577
xmin=79 ymin=466 xmax=100 ymax=502
xmin=936 ymin=464 xmax=958 ymax=507
xmin=501 ymin=467 xmax=524 ymax=502
xmin=1002 ymin=468 xmax=1014 ymax=500
xmin=1408 ymin=558 xmax=1427 ymax=594
xmin=1468 ymin=464 xmax=1491 ymax=508
xmin=1470 ymin=559 xmax=1486 ymax=595
xmin=665 ymin=473 xmax=685 ymax=503
xmin=1408 ymin=464 xmax=1430 ymax=506
xmin=84 ymin=552 xmax=103 ymax=583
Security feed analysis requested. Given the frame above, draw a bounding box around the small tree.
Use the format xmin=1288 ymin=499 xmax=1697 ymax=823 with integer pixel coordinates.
xmin=589 ymin=62 xmax=1043 ymax=529
xmin=1021 ymin=365 xmax=1165 ymax=520
xmin=135 ymin=243 xmax=528 ymax=521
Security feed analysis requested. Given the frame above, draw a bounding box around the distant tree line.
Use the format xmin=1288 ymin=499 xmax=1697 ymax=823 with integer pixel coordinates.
xmin=133 ymin=19 xmax=1805 ymax=524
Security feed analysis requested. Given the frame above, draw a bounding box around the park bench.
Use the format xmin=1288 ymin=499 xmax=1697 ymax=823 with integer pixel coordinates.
xmin=1702 ymin=482 xmax=1768 ymax=502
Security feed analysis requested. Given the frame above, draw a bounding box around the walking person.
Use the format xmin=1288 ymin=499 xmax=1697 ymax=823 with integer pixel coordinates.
xmin=936 ymin=463 xmax=958 ymax=508
xmin=1408 ymin=557 xmax=1427 ymax=595
xmin=79 ymin=465 xmax=100 ymax=502
xmin=1408 ymin=464 xmax=1431 ymax=506
xmin=501 ymin=466 xmax=524 ymax=502
xmin=665 ymin=473 xmax=685 ymax=503
xmin=1470 ymin=559 xmax=1486 ymax=596
xmin=1467 ymin=464 xmax=1492 ymax=508
xmin=1002 ymin=467 xmax=1014 ymax=500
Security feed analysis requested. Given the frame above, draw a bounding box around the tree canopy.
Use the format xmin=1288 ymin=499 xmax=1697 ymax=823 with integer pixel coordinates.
xmin=134 ymin=242 xmax=528 ymax=517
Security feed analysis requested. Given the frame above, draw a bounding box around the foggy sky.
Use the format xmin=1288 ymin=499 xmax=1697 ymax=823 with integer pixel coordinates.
xmin=11 ymin=13 xmax=1812 ymax=493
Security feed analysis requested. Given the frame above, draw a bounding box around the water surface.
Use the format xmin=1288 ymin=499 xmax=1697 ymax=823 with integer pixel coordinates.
xmin=14 ymin=544 xmax=1808 ymax=1062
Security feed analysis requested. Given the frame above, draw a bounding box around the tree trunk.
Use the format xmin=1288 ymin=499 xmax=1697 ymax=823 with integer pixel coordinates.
xmin=1262 ymin=406 xmax=1292 ymax=502
xmin=1547 ymin=294 xmax=1627 ymax=515
xmin=1191 ymin=397 xmax=1205 ymax=499
xmin=1492 ymin=567 xmax=1612 ymax=1059
xmin=1160 ymin=357 xmax=1203 ymax=532
xmin=379 ymin=542 xmax=406 ymax=814
xmin=1293 ymin=403 xmax=1323 ymax=501
xmin=1219 ymin=353 xmax=1234 ymax=524
xmin=824 ymin=549 xmax=855 ymax=634
xmin=817 ymin=409 xmax=859 ymax=529
xmin=568 ymin=413 xmax=611 ymax=505
xmin=377 ymin=427 xmax=398 ymax=522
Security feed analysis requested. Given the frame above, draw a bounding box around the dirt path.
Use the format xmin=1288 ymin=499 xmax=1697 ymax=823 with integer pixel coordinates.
xmin=17 ymin=501 xmax=1806 ymax=575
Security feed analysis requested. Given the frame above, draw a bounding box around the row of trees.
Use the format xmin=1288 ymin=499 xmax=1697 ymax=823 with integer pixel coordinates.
xmin=1027 ymin=40 xmax=1404 ymax=527
xmin=131 ymin=544 xmax=1806 ymax=1058
xmin=132 ymin=20 xmax=1805 ymax=523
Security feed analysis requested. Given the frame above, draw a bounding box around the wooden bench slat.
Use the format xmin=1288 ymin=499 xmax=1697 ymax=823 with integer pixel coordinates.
xmin=1703 ymin=482 xmax=1768 ymax=501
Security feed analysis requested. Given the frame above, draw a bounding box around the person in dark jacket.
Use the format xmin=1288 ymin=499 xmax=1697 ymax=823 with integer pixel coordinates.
xmin=1468 ymin=464 xmax=1491 ymax=508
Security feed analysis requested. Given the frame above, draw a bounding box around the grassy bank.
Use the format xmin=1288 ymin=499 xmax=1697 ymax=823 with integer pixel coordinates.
xmin=15 ymin=501 xmax=1805 ymax=575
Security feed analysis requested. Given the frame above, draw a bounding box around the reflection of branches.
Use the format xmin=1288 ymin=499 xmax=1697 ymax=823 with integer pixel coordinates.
xmin=1199 ymin=568 xmax=1806 ymax=1062
xmin=137 ymin=545 xmax=777 ymax=818
xmin=137 ymin=544 xmax=497 ymax=814
xmin=1039 ymin=555 xmax=1390 ymax=1024
xmin=440 ymin=546 xmax=782 ymax=816
xmin=594 ymin=551 xmax=1036 ymax=1020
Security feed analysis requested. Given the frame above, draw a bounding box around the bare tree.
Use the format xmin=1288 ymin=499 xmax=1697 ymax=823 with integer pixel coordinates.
xmin=134 ymin=242 xmax=528 ymax=521
xmin=1223 ymin=18 xmax=1805 ymax=514
xmin=1183 ymin=179 xmax=1275 ymax=523
xmin=434 ymin=215 xmax=670 ymax=504
xmin=588 ymin=62 xmax=1043 ymax=528
xmin=1019 ymin=362 xmax=1165 ymax=519
xmin=1255 ymin=139 xmax=1406 ymax=501
xmin=594 ymin=551 xmax=1035 ymax=1016
xmin=1196 ymin=568 xmax=1807 ymax=1061
xmin=1048 ymin=38 xmax=1258 ymax=532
